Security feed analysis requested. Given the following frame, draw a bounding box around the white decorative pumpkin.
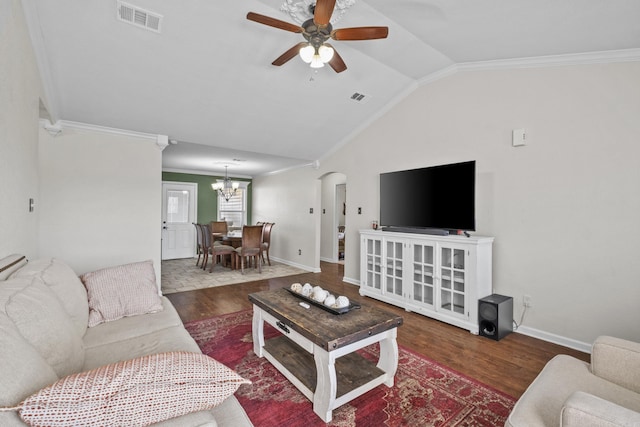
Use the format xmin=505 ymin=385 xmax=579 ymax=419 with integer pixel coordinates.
xmin=312 ymin=289 xmax=328 ymax=303
xmin=301 ymin=283 xmax=313 ymax=297
xmin=324 ymin=294 xmax=336 ymax=307
xmin=291 ymin=283 xmax=302 ymax=293
xmin=334 ymin=296 xmax=350 ymax=309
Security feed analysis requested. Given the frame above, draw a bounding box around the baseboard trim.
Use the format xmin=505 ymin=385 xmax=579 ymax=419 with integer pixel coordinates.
xmin=515 ymin=325 xmax=592 ymax=354
xmin=340 ymin=276 xmax=591 ymax=353
xmin=342 ymin=276 xmax=360 ymax=286
xmin=270 ymin=257 xmax=320 ymax=273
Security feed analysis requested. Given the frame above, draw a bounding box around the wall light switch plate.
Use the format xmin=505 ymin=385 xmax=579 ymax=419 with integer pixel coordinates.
xmin=512 ymin=128 xmax=527 ymax=147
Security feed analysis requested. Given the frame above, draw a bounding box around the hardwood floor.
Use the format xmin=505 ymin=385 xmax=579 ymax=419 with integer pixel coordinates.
xmin=167 ymin=261 xmax=590 ymax=399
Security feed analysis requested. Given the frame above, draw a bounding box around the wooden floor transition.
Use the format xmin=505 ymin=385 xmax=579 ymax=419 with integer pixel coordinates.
xmin=167 ymin=261 xmax=590 ymax=399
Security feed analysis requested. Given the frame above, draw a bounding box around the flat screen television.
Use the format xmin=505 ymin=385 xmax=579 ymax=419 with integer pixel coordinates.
xmin=379 ymin=160 xmax=476 ymax=233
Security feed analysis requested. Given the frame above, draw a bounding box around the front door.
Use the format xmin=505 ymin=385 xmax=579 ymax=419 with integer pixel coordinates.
xmin=161 ymin=182 xmax=197 ymax=260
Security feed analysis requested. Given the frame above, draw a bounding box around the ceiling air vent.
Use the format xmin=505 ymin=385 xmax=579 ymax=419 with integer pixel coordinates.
xmin=117 ymin=1 xmax=162 ymax=33
xmin=350 ymin=92 xmax=370 ymax=104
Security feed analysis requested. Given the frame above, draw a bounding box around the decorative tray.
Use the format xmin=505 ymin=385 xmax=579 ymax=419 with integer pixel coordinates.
xmin=285 ymin=288 xmax=360 ymax=315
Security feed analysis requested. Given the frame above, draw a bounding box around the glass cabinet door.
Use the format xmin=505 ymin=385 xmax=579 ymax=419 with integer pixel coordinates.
xmin=385 ymin=240 xmax=403 ymax=297
xmin=412 ymin=243 xmax=435 ymax=307
xmin=439 ymin=246 xmax=466 ymax=316
xmin=364 ymin=238 xmax=382 ymax=290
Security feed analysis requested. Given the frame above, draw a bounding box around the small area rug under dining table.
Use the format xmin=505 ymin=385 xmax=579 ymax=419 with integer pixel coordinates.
xmin=161 ymin=258 xmax=307 ymax=294
xmin=185 ymin=310 xmax=515 ymax=427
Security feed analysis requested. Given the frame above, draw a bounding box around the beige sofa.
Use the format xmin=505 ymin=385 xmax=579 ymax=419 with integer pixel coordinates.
xmin=0 ymin=255 xmax=253 ymax=427
xmin=506 ymin=336 xmax=640 ymax=427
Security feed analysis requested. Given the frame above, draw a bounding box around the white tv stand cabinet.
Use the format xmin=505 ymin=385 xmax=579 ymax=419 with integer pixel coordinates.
xmin=359 ymin=230 xmax=494 ymax=334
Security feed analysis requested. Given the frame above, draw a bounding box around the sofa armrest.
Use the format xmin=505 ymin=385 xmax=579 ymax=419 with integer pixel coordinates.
xmin=591 ymin=336 xmax=640 ymax=394
xmin=561 ymin=391 xmax=640 ymax=427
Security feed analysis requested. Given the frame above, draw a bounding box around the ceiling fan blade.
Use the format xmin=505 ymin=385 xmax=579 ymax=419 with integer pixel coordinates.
xmin=246 ymin=12 xmax=303 ymax=33
xmin=331 ymin=26 xmax=389 ymax=41
xmin=313 ymin=0 xmax=336 ymax=26
xmin=272 ymin=42 xmax=308 ymax=66
xmin=326 ymin=45 xmax=347 ymax=73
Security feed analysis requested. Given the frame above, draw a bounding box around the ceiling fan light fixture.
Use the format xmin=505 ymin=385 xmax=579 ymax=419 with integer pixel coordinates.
xmin=310 ymin=55 xmax=325 ymax=68
xmin=318 ymin=44 xmax=334 ymax=62
xmin=247 ymin=0 xmax=388 ymax=73
xmin=301 ymin=44 xmax=333 ymax=68
xmin=299 ymin=44 xmax=315 ymax=63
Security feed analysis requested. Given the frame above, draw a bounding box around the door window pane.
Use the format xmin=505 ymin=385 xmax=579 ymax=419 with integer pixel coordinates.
xmin=167 ymin=190 xmax=189 ymax=223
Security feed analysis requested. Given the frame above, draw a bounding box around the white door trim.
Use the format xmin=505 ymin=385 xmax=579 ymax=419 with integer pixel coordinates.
xmin=161 ymin=181 xmax=198 ymax=260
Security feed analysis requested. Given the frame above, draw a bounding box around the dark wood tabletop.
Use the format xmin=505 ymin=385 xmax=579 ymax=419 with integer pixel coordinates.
xmin=212 ymin=233 xmax=242 ymax=248
xmin=249 ymin=288 xmax=403 ymax=351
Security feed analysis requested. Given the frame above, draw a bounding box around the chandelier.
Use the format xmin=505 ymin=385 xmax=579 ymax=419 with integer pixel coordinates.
xmin=211 ymin=166 xmax=240 ymax=202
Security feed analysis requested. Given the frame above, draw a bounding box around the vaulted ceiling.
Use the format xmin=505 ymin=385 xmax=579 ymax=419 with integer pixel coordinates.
xmin=24 ymin=0 xmax=640 ymax=176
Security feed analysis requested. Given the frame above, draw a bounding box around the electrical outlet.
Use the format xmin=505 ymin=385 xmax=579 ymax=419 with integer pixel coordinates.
xmin=523 ymin=294 xmax=532 ymax=308
xmin=298 ymin=249 xmax=302 ymax=256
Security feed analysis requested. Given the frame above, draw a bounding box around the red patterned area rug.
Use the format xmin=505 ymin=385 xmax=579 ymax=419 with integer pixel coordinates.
xmin=185 ymin=310 xmax=515 ymax=427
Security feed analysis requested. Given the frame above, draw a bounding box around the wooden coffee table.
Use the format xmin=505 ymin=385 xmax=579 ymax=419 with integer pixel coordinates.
xmin=248 ymin=288 xmax=403 ymax=422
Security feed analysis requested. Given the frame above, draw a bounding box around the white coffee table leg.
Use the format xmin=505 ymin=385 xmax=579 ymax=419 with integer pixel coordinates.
xmin=313 ymin=347 xmax=337 ymax=423
xmin=252 ymin=306 xmax=264 ymax=358
xmin=377 ymin=330 xmax=399 ymax=387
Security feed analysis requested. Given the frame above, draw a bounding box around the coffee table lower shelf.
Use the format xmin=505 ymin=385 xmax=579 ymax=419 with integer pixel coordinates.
xmin=252 ymin=305 xmax=399 ymax=422
xmin=263 ymin=335 xmax=385 ymax=400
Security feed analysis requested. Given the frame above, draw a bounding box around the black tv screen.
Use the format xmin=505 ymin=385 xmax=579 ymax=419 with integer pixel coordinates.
xmin=379 ymin=161 xmax=476 ymax=232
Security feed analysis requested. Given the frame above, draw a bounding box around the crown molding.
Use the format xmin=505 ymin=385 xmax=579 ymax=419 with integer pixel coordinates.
xmin=457 ymin=48 xmax=640 ymax=72
xmin=40 ymin=119 xmax=63 ymax=137
xmin=57 ymin=120 xmax=158 ymax=140
xmin=39 ymin=119 xmax=169 ymax=150
xmin=258 ymin=161 xmax=319 ymax=177
xmin=162 ymin=167 xmax=253 ymax=180
xmin=413 ymin=49 xmax=640 ymax=89
xmin=416 ymin=64 xmax=460 ymax=86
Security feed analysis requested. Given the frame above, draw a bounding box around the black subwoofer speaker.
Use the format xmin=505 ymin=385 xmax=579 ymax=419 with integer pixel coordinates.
xmin=478 ymin=294 xmax=513 ymax=341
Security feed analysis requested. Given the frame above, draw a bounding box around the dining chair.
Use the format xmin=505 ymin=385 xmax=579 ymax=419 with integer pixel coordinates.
xmin=209 ymin=240 xmax=235 ymax=273
xmin=193 ymin=223 xmax=204 ymax=267
xmin=200 ymin=223 xmax=234 ymax=271
xmin=260 ymin=222 xmax=275 ymax=266
xmin=234 ymin=225 xmax=263 ymax=274
xmin=200 ymin=223 xmax=212 ymax=270
xmin=210 ymin=221 xmax=228 ymax=244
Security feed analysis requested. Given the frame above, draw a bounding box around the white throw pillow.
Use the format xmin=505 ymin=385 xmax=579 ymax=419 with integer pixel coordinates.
xmin=9 ymin=352 xmax=250 ymax=427
xmin=81 ymin=260 xmax=163 ymax=327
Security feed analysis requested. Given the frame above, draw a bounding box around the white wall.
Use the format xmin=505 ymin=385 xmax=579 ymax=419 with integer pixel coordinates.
xmin=253 ymin=61 xmax=640 ymax=349
xmin=38 ymin=127 xmax=163 ymax=279
xmin=253 ymin=167 xmax=321 ymax=272
xmin=0 ymin=0 xmax=42 ymax=259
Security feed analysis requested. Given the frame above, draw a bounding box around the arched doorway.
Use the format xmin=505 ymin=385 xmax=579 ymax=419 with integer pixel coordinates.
xmin=319 ymin=172 xmax=346 ymax=263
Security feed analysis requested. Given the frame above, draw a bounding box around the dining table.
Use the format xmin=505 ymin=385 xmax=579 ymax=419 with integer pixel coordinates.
xmin=212 ymin=233 xmax=242 ymax=249
xmin=209 ymin=232 xmax=242 ymax=270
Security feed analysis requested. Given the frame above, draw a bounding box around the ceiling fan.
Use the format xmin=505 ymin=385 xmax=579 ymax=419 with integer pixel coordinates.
xmin=246 ymin=0 xmax=388 ymax=73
